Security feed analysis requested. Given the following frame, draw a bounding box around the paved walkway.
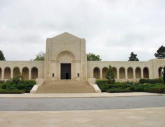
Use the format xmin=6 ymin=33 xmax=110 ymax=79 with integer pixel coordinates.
xmin=0 ymin=95 xmax=165 ymax=111
xmin=0 ymin=92 xmax=163 ymax=98
xmin=0 ymin=107 xmax=165 ymax=127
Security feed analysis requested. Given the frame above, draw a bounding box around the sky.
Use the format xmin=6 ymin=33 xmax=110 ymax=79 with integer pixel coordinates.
xmin=0 ymin=0 xmax=165 ymax=61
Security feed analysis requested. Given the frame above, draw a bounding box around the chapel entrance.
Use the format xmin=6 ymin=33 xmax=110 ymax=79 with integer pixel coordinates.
xmin=61 ymin=63 xmax=71 ymax=79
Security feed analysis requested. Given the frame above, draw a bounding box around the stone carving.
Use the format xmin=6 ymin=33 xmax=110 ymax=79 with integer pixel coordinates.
xmin=57 ymin=51 xmax=74 ymax=63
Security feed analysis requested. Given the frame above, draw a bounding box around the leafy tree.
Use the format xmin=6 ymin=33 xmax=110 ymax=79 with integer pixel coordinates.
xmin=0 ymin=50 xmax=5 ymax=61
xmin=155 ymin=45 xmax=165 ymax=59
xmin=34 ymin=52 xmax=45 ymax=61
xmin=87 ymin=53 xmax=101 ymax=61
xmin=106 ymin=65 xmax=115 ymax=84
xmin=128 ymin=52 xmax=139 ymax=61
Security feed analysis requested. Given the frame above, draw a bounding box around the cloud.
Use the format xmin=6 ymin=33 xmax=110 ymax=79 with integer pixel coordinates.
xmin=0 ymin=0 xmax=165 ymax=61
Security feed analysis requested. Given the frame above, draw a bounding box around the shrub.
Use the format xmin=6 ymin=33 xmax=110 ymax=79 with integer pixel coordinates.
xmin=106 ymin=66 xmax=115 ymax=84
xmin=96 ymin=80 xmax=165 ymax=93
xmin=107 ymin=87 xmax=131 ymax=93
xmin=0 ymin=80 xmax=4 ymax=84
xmin=96 ymin=80 xmax=109 ymax=85
xmin=139 ymin=78 xmax=163 ymax=84
xmin=145 ymin=84 xmax=165 ymax=93
xmin=0 ymin=89 xmax=24 ymax=94
xmin=97 ymin=83 xmax=110 ymax=92
xmin=21 ymin=80 xmax=36 ymax=92
xmin=0 ymin=78 xmax=36 ymax=93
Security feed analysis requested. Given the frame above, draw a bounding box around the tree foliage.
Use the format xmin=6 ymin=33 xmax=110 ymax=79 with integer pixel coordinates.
xmin=34 ymin=52 xmax=45 ymax=61
xmin=0 ymin=50 xmax=5 ymax=61
xmin=128 ymin=52 xmax=139 ymax=61
xmin=87 ymin=53 xmax=101 ymax=61
xmin=106 ymin=65 xmax=115 ymax=84
xmin=154 ymin=45 xmax=165 ymax=59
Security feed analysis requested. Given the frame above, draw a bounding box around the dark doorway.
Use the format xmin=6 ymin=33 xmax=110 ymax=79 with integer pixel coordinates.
xmin=61 ymin=63 xmax=71 ymax=79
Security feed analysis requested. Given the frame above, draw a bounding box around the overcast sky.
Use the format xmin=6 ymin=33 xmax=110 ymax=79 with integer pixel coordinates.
xmin=0 ymin=0 xmax=164 ymax=61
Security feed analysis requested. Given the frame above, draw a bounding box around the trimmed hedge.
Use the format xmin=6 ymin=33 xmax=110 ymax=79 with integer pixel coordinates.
xmin=96 ymin=79 xmax=165 ymax=93
xmin=0 ymin=78 xmax=36 ymax=93
xmin=0 ymin=89 xmax=24 ymax=94
xmin=96 ymin=79 xmax=109 ymax=85
xmin=139 ymin=78 xmax=163 ymax=84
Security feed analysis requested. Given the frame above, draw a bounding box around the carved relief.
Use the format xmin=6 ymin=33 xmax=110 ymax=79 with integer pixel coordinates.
xmin=57 ymin=51 xmax=75 ymax=63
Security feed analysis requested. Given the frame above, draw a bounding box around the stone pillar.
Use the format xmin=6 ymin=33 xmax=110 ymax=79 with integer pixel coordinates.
xmin=11 ymin=68 xmax=13 ymax=79
xmin=117 ymin=68 xmax=119 ymax=80
xmin=2 ymin=68 xmax=4 ymax=80
xmin=125 ymin=68 xmax=128 ymax=81
xmin=20 ymin=67 xmax=22 ymax=76
xmin=29 ymin=68 xmax=31 ymax=80
xmin=100 ymin=68 xmax=102 ymax=79
xmin=141 ymin=68 xmax=144 ymax=78
xmin=133 ymin=68 xmax=136 ymax=80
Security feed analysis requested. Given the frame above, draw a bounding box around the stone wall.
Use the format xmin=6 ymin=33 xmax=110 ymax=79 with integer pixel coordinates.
xmin=0 ymin=61 xmax=44 ymax=80
xmin=87 ymin=59 xmax=165 ymax=82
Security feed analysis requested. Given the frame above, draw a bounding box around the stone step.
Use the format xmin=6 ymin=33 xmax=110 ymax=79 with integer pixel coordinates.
xmin=36 ymin=80 xmax=96 ymax=93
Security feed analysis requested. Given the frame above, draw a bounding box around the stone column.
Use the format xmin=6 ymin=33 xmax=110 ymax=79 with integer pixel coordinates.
xmin=141 ymin=68 xmax=144 ymax=78
xmin=117 ymin=68 xmax=119 ymax=80
xmin=2 ymin=68 xmax=4 ymax=80
xmin=125 ymin=68 xmax=128 ymax=81
xmin=100 ymin=68 xmax=102 ymax=79
xmin=11 ymin=68 xmax=13 ymax=79
xmin=133 ymin=68 xmax=136 ymax=80
xmin=29 ymin=68 xmax=31 ymax=80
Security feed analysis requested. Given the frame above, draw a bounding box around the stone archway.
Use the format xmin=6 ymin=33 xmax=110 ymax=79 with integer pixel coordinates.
xmin=135 ymin=67 xmax=141 ymax=79
xmin=31 ymin=67 xmax=38 ymax=80
xmin=127 ymin=67 xmax=133 ymax=79
xmin=119 ymin=67 xmax=125 ymax=79
xmin=22 ymin=67 xmax=29 ymax=80
xmin=158 ymin=67 xmax=163 ymax=78
xmin=102 ymin=67 xmax=108 ymax=79
xmin=93 ymin=67 xmax=100 ymax=79
xmin=13 ymin=67 xmax=21 ymax=78
xmin=4 ymin=67 xmax=11 ymax=79
xmin=112 ymin=67 xmax=117 ymax=79
xmin=143 ymin=67 xmax=149 ymax=78
xmin=57 ymin=51 xmax=75 ymax=80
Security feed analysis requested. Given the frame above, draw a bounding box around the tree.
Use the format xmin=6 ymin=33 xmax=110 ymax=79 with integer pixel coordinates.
xmin=0 ymin=50 xmax=5 ymax=61
xmin=128 ymin=52 xmax=139 ymax=61
xmin=34 ymin=52 xmax=45 ymax=61
xmin=106 ymin=66 xmax=115 ymax=84
xmin=154 ymin=45 xmax=165 ymax=59
xmin=87 ymin=53 xmax=101 ymax=61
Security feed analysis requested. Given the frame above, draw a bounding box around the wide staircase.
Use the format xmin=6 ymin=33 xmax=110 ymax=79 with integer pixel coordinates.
xmin=36 ymin=80 xmax=96 ymax=93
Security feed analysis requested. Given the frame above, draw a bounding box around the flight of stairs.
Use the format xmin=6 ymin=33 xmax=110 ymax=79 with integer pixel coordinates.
xmin=36 ymin=80 xmax=96 ymax=93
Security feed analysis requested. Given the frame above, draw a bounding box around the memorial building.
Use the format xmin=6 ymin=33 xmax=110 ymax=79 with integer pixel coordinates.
xmin=0 ymin=32 xmax=165 ymax=93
